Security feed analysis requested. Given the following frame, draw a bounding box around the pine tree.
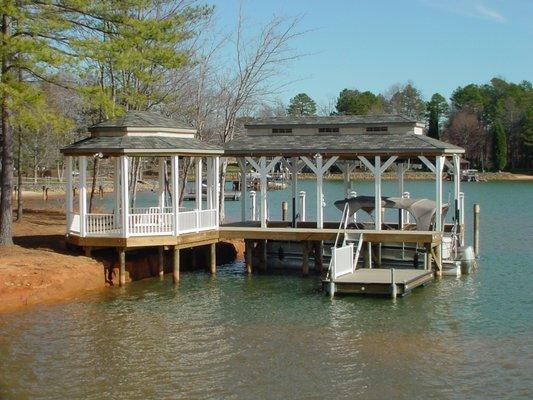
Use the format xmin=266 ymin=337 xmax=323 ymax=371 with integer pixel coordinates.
xmin=426 ymin=93 xmax=449 ymax=139
xmin=492 ymin=121 xmax=507 ymax=171
xmin=287 ymin=93 xmax=317 ymax=116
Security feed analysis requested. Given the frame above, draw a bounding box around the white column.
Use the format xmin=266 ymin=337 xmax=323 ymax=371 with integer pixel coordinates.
xmin=374 ymin=156 xmax=382 ymax=231
xmin=299 ymin=191 xmax=306 ymax=222
xmin=239 ymin=158 xmax=247 ymax=222
xmin=114 ymin=157 xmax=121 ymax=228
xmin=171 ymin=156 xmax=179 ymax=235
xmin=214 ymin=156 xmax=220 ymax=225
xmin=435 ymin=156 xmax=444 ymax=232
xmin=453 ymin=154 xmax=461 ymax=225
xmin=79 ymin=156 xmax=87 ymax=237
xmin=290 ymin=157 xmax=299 ymax=225
xmin=158 ymin=157 xmax=166 ymax=209
xmin=195 ymin=157 xmax=202 ymax=211
xmin=65 ymin=156 xmax=73 ymax=233
xmin=206 ymin=157 xmax=212 ymax=209
xmin=316 ymin=155 xmax=324 ymax=229
xmin=120 ymin=156 xmax=130 ymax=237
xmin=259 ymin=157 xmax=268 ymax=228
xmin=397 ymin=163 xmax=405 ymax=229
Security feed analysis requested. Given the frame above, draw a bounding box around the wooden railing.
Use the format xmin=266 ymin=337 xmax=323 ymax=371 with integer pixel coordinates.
xmin=129 ymin=211 xmax=173 ymax=236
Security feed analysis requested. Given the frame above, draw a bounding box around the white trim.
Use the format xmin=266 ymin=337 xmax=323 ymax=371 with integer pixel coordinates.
xmin=120 ymin=156 xmax=130 ymax=237
xmin=418 ymin=156 xmax=436 ymax=173
xmin=171 ymin=156 xmax=179 ymax=235
xmin=79 ymin=156 xmax=87 ymax=237
xmin=65 ymin=156 xmax=73 ymax=234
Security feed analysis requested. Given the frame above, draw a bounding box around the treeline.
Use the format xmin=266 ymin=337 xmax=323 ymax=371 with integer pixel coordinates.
xmin=282 ymin=78 xmax=533 ymax=171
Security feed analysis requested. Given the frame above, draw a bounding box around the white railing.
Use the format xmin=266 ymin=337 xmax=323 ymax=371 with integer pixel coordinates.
xmin=86 ymin=213 xmax=116 ymax=235
xmin=331 ymin=244 xmax=354 ymax=279
xmin=69 ymin=208 xmax=218 ymax=237
xmin=129 ymin=211 xmax=173 ymax=236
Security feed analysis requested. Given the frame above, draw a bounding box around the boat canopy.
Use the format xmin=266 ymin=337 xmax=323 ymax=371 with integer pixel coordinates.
xmin=334 ymin=196 xmax=448 ymax=231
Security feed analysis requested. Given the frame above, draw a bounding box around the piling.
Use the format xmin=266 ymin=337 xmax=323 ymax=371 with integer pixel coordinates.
xmin=118 ymin=248 xmax=126 ymax=287
xmin=245 ymin=240 xmax=253 ymax=274
xmin=158 ymin=246 xmax=164 ymax=278
xmin=390 ymin=268 xmax=397 ymax=299
xmin=314 ymin=241 xmax=323 ymax=272
xmin=281 ymin=201 xmax=288 ymax=221
xmin=259 ymin=240 xmax=267 ymax=272
xmin=302 ymin=241 xmax=309 ymax=276
xmin=172 ymin=246 xmax=180 ymax=283
xmin=473 ymin=203 xmax=480 ymax=256
xmin=210 ymin=243 xmax=217 ymax=275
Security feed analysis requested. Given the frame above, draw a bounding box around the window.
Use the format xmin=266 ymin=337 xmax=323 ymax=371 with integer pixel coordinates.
xmin=366 ymin=126 xmax=388 ymax=132
xmin=272 ymin=128 xmax=292 ymax=133
xmin=318 ymin=127 xmax=339 ymax=133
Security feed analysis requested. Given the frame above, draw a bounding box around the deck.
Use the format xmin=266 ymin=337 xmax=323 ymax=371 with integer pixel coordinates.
xmin=325 ymin=268 xmax=434 ymax=297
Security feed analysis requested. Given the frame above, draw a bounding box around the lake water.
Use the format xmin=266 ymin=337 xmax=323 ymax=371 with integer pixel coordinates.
xmin=1 ymin=181 xmax=532 ymax=399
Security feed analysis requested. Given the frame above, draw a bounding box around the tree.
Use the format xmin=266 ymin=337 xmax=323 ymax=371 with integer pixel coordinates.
xmin=443 ymin=110 xmax=487 ymax=169
xmin=287 ymin=93 xmax=316 ymax=116
xmin=387 ymin=82 xmax=426 ymax=120
xmin=426 ymin=93 xmax=449 ymax=139
xmin=492 ymin=121 xmax=507 ymax=171
xmin=335 ymin=89 xmax=385 ymax=115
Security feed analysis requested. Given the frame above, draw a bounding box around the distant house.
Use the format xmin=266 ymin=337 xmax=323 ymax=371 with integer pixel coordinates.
xmin=244 ymin=114 xmax=425 ymax=136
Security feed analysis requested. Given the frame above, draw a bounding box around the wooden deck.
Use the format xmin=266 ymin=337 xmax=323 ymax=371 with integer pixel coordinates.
xmin=325 ymin=268 xmax=434 ymax=297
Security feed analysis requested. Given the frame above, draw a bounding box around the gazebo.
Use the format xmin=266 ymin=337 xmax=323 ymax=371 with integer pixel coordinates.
xmin=61 ymin=111 xmax=223 ymax=285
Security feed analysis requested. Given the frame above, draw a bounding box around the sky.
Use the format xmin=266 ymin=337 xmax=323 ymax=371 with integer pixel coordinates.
xmin=210 ymin=0 xmax=533 ymax=107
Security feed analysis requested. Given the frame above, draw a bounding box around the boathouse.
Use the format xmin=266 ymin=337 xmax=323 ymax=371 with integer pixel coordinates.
xmin=61 ymin=111 xmax=223 ymax=285
xmin=223 ymin=116 xmax=466 ymax=296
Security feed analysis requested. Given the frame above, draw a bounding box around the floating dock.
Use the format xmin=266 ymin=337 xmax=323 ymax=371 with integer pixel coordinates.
xmin=324 ymin=268 xmax=434 ymax=297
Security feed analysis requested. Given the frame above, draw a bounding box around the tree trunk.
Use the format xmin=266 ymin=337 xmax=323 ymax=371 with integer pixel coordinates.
xmin=16 ymin=126 xmax=22 ymax=221
xmin=0 ymin=13 xmax=14 ymax=245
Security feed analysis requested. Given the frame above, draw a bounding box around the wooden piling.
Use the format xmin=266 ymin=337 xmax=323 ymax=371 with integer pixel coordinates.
xmin=425 ymin=244 xmax=433 ymax=271
xmin=390 ymin=268 xmax=397 ymax=299
xmin=84 ymin=246 xmax=92 ymax=257
xmin=363 ymin=242 xmax=371 ymax=268
xmin=259 ymin=240 xmax=267 ymax=272
xmin=118 ymin=247 xmax=126 ymax=287
xmin=302 ymin=241 xmax=309 ymax=276
xmin=473 ymin=203 xmax=480 ymax=256
xmin=158 ymin=246 xmax=164 ymax=278
xmin=172 ymin=246 xmax=180 ymax=283
xmin=210 ymin=243 xmax=217 ymax=275
xmin=314 ymin=241 xmax=323 ymax=272
xmin=245 ymin=240 xmax=253 ymax=274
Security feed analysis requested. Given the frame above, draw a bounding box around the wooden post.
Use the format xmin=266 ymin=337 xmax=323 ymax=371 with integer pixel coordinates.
xmin=84 ymin=246 xmax=92 ymax=257
xmin=245 ymin=240 xmax=253 ymax=274
xmin=259 ymin=240 xmax=267 ymax=272
xmin=195 ymin=157 xmax=202 ymax=211
xmin=434 ymin=244 xmax=442 ymax=277
xmin=118 ymin=247 xmax=126 ymax=287
xmin=65 ymin=156 xmax=73 ymax=234
xmin=158 ymin=246 xmax=164 ymax=278
xmin=374 ymin=156 xmax=382 ymax=230
xmin=171 ymin=156 xmax=179 ymax=235
xmin=238 ymin=158 xmax=247 ymax=222
xmin=473 ymin=203 xmax=480 ymax=256
xmin=158 ymin=157 xmax=166 ymax=210
xmin=302 ymin=241 xmax=309 ymax=276
xmin=210 ymin=243 xmax=217 ymax=275
xmin=314 ymin=241 xmax=323 ymax=272
xmin=172 ymin=246 xmax=180 ymax=283
xmin=363 ymin=242 xmax=370 ymax=268
xmin=120 ymin=156 xmax=129 ymax=238
xmin=281 ymin=201 xmax=288 ymax=221
xmin=425 ymin=244 xmax=433 ymax=271
xmin=299 ymin=191 xmax=306 ymax=222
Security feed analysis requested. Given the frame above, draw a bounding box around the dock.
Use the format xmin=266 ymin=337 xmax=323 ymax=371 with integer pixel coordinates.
xmin=324 ymin=269 xmax=434 ymax=297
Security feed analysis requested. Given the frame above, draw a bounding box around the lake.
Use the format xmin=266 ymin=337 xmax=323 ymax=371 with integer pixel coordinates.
xmin=1 ymin=180 xmax=532 ymax=399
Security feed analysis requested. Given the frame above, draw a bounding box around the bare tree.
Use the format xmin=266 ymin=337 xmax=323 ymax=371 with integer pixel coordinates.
xmin=213 ymin=11 xmax=306 ymax=220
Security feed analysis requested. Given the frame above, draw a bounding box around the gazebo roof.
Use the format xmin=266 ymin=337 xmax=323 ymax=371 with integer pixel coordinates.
xmin=88 ymin=110 xmax=193 ymax=132
xmin=61 ymin=111 xmax=223 ymax=156
xmin=224 ymin=133 xmax=464 ymax=158
xmin=61 ymin=135 xmax=223 ymax=156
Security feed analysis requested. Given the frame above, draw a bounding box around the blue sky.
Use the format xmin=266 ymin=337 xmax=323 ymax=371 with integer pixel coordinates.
xmin=210 ymin=0 xmax=532 ymax=106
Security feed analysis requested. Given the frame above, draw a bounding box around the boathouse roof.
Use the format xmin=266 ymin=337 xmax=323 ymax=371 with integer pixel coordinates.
xmin=244 ymin=114 xmax=421 ymax=128
xmin=224 ymin=133 xmax=465 ymax=157
xmin=61 ymin=111 xmax=223 ymax=156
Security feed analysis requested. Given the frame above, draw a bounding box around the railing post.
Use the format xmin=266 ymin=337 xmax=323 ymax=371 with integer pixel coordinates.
xmin=249 ymin=190 xmax=256 ymax=221
xmin=299 ymin=191 xmax=306 ymax=222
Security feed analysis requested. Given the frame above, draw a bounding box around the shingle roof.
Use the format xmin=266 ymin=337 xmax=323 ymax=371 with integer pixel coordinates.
xmin=224 ymin=133 xmax=464 ymax=157
xmin=244 ymin=114 xmax=419 ymax=128
xmin=89 ymin=111 xmax=193 ymax=131
xmin=61 ymin=135 xmax=223 ymax=156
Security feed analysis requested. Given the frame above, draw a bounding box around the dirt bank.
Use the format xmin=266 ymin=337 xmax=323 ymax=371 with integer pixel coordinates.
xmin=1 ymin=209 xmax=242 ymax=314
